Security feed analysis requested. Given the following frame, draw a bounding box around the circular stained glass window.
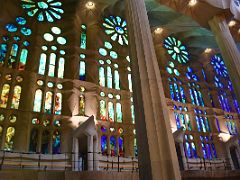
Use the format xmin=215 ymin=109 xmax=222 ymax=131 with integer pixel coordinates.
xmin=57 ymin=84 xmax=63 ymax=89
xmin=13 ymin=36 xmax=21 ymax=41
xmin=99 ymin=60 xmax=104 ymax=65
xmin=9 ymin=115 xmax=17 ymax=123
xmin=21 ymin=27 xmax=32 ymax=36
xmin=60 ymin=50 xmax=66 ymax=55
xmin=42 ymin=46 xmax=48 ymax=51
xmin=100 ymin=92 xmax=105 ymax=97
xmin=116 ymin=95 xmax=121 ymax=100
xmin=108 ymin=94 xmax=113 ymax=98
xmin=47 ymin=82 xmax=54 ymax=88
xmin=43 ymin=33 xmax=54 ymax=41
xmin=103 ymin=16 xmax=128 ymax=46
xmin=37 ymin=80 xmax=44 ymax=86
xmin=57 ymin=37 xmax=67 ymax=45
xmin=21 ymin=0 xmax=64 ymax=23
xmin=101 ymin=126 xmax=107 ymax=133
xmin=99 ymin=48 xmax=107 ymax=56
xmin=16 ymin=17 xmax=27 ymax=25
xmin=51 ymin=27 xmax=61 ymax=34
xmin=32 ymin=118 xmax=40 ymax=125
xmin=23 ymin=41 xmax=30 ymax=47
xmin=5 ymin=24 xmax=17 ymax=32
xmin=110 ymin=51 xmax=118 ymax=59
xmin=104 ymin=41 xmax=112 ymax=49
xmin=51 ymin=46 xmax=57 ymax=51
xmin=16 ymin=76 xmax=23 ymax=82
xmin=163 ymin=36 xmax=189 ymax=63
xmin=5 ymin=74 xmax=12 ymax=80
xmin=80 ymin=54 xmax=86 ymax=59
xmin=53 ymin=119 xmax=61 ymax=127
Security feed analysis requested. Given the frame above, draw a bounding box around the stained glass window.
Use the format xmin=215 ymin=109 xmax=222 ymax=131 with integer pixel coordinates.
xmin=184 ymin=135 xmax=197 ymax=159
xmin=134 ymin=138 xmax=138 ymax=157
xmin=4 ymin=127 xmax=15 ymax=151
xmin=99 ymin=67 xmax=105 ymax=87
xmin=194 ymin=109 xmax=211 ymax=132
xmin=200 ymin=135 xmax=217 ymax=159
xmin=108 ymin=102 xmax=114 ymax=122
xmin=118 ymin=137 xmax=124 ymax=157
xmin=0 ymin=17 xmax=31 ymax=70
xmin=80 ymin=24 xmax=87 ymax=49
xmin=163 ymin=36 xmax=189 ymax=63
xmin=110 ymin=136 xmax=117 ymax=156
xmin=79 ymin=54 xmax=86 ymax=81
xmin=21 ymin=0 xmax=64 ymax=22
xmin=11 ymin=85 xmax=22 ymax=109
xmin=44 ymin=91 xmax=53 ymax=114
xmin=116 ymin=103 xmax=122 ymax=123
xmin=114 ymin=70 xmax=120 ymax=90
xmin=52 ymin=130 xmax=61 ymax=154
xmin=79 ymin=94 xmax=85 ymax=116
xmin=101 ymin=135 xmax=107 ymax=155
xmin=168 ymin=78 xmax=186 ymax=103
xmin=100 ymin=100 xmax=106 ymax=121
xmin=107 ymin=66 xmax=112 ymax=88
xmin=103 ymin=16 xmax=128 ymax=45
xmin=0 ymin=84 xmax=10 ymax=108
xmin=38 ymin=27 xmax=67 ymax=78
xmin=33 ymin=89 xmax=43 ymax=112
xmin=54 ymin=93 xmax=62 ymax=115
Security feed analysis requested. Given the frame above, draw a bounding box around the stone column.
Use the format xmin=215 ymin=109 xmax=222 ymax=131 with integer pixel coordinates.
xmin=126 ymin=0 xmax=181 ymax=179
xmin=87 ymin=135 xmax=94 ymax=171
xmin=72 ymin=137 xmax=79 ymax=171
xmin=209 ymin=15 xmax=240 ymax=103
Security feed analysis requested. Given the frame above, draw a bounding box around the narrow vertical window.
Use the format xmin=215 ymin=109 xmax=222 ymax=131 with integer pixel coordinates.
xmin=8 ymin=44 xmax=18 ymax=68
xmin=118 ymin=137 xmax=124 ymax=157
xmin=100 ymin=100 xmax=106 ymax=121
xmin=79 ymin=61 xmax=86 ymax=81
xmin=114 ymin=70 xmax=120 ymax=90
xmin=108 ymin=102 xmax=114 ymax=122
xmin=19 ymin=49 xmax=28 ymax=70
xmin=128 ymin=74 xmax=132 ymax=92
xmin=0 ymin=44 xmax=8 ymax=64
xmin=79 ymin=94 xmax=85 ymax=115
xmin=101 ymin=135 xmax=107 ymax=155
xmin=4 ymin=127 xmax=15 ymax=151
xmin=54 ymin=93 xmax=62 ymax=115
xmin=116 ymin=103 xmax=122 ymax=123
xmin=52 ymin=130 xmax=61 ymax=154
xmin=110 ymin=136 xmax=117 ymax=156
xmin=48 ymin=53 xmax=56 ymax=77
xmin=0 ymin=84 xmax=10 ymax=108
xmin=99 ymin=67 xmax=105 ymax=87
xmin=44 ymin=91 xmax=53 ymax=114
xmin=80 ymin=24 xmax=87 ymax=49
xmin=11 ymin=85 xmax=22 ymax=109
xmin=38 ymin=53 xmax=47 ymax=75
xmin=58 ymin=57 xmax=65 ymax=78
xmin=33 ymin=89 xmax=43 ymax=112
xmin=107 ymin=66 xmax=112 ymax=88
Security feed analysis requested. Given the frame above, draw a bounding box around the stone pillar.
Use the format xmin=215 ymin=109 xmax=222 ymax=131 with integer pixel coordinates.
xmin=209 ymin=15 xmax=240 ymax=103
xmin=72 ymin=137 xmax=79 ymax=171
xmin=126 ymin=0 xmax=181 ymax=179
xmin=87 ymin=135 xmax=94 ymax=171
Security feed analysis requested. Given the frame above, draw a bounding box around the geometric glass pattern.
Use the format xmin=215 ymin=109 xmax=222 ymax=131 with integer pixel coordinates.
xmin=103 ymin=16 xmax=128 ymax=46
xmin=21 ymin=0 xmax=64 ymax=22
xmin=164 ymin=36 xmax=189 ymax=63
xmin=211 ymin=54 xmax=228 ymax=78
